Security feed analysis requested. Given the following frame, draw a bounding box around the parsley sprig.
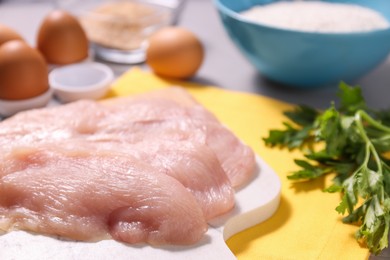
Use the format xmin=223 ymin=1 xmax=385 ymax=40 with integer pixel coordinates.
xmin=263 ymin=82 xmax=390 ymax=254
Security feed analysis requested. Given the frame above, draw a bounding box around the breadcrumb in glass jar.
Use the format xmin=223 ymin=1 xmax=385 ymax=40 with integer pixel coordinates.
xmin=80 ymin=1 xmax=171 ymax=51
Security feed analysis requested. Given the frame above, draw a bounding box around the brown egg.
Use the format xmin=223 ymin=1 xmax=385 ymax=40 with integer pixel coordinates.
xmin=0 ymin=40 xmax=49 ymax=100
xmin=146 ymin=27 xmax=204 ymax=79
xmin=37 ymin=10 xmax=89 ymax=65
xmin=0 ymin=24 xmax=24 ymax=46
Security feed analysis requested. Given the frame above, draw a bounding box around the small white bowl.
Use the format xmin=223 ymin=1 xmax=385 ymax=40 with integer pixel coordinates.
xmin=49 ymin=62 xmax=114 ymax=103
xmin=0 ymin=88 xmax=53 ymax=117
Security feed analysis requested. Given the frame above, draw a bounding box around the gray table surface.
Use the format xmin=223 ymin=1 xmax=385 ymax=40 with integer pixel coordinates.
xmin=0 ymin=0 xmax=389 ymax=259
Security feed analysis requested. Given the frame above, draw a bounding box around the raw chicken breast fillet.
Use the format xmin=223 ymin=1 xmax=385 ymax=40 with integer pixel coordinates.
xmin=0 ymin=87 xmax=256 ymax=245
xmin=0 ymin=88 xmax=255 ymax=187
xmin=0 ymin=147 xmax=207 ymax=245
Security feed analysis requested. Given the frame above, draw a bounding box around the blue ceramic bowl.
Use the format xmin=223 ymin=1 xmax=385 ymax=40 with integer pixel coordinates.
xmin=214 ymin=0 xmax=390 ymax=87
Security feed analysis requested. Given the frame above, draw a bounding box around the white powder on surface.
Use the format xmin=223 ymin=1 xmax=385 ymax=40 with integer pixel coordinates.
xmin=240 ymin=1 xmax=390 ymax=33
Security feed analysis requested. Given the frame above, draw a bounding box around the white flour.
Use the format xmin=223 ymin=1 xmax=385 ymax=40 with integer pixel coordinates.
xmin=240 ymin=1 xmax=390 ymax=33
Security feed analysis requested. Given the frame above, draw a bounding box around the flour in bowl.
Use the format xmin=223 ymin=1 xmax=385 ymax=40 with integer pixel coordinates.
xmin=240 ymin=1 xmax=390 ymax=33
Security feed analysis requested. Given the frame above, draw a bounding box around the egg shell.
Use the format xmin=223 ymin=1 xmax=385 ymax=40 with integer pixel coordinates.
xmin=0 ymin=40 xmax=49 ymax=100
xmin=146 ymin=27 xmax=204 ymax=79
xmin=0 ymin=24 xmax=24 ymax=46
xmin=37 ymin=10 xmax=89 ymax=65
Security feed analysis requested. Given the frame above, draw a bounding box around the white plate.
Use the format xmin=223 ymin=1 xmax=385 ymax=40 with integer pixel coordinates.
xmin=0 ymin=155 xmax=281 ymax=260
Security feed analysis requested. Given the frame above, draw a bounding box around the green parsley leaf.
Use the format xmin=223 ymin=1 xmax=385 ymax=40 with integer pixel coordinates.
xmin=263 ymin=82 xmax=390 ymax=255
xmin=337 ymin=81 xmax=367 ymax=114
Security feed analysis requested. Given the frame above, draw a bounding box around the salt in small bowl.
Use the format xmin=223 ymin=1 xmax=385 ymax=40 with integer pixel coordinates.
xmin=49 ymin=62 xmax=114 ymax=103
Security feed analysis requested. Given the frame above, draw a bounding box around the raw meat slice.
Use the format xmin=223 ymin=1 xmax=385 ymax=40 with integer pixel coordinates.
xmin=62 ymin=140 xmax=236 ymax=220
xmin=131 ymin=141 xmax=235 ymax=220
xmin=0 ymin=87 xmax=256 ymax=245
xmin=91 ymin=117 xmax=255 ymax=188
xmin=99 ymin=88 xmax=256 ymax=187
xmin=0 ymin=100 xmax=108 ymax=150
xmin=103 ymin=88 xmax=219 ymax=123
xmin=0 ymin=147 xmax=208 ymax=245
xmin=0 ymin=88 xmax=255 ymax=187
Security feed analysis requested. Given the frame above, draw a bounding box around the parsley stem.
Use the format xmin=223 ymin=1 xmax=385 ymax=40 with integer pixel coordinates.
xmin=355 ymin=111 xmax=383 ymax=175
xmin=354 ymin=111 xmax=386 ymax=231
xmin=358 ymin=110 xmax=390 ymax=134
